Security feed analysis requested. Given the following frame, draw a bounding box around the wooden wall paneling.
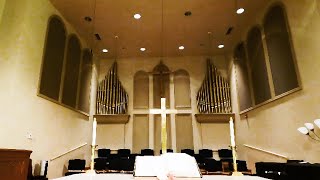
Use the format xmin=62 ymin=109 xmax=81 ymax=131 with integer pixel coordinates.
xmin=132 ymin=115 xmax=149 ymax=153
xmin=175 ymin=114 xmax=193 ymax=153
xmin=174 ymin=69 xmax=191 ymax=108
xmin=133 ymin=71 xmax=149 ymax=109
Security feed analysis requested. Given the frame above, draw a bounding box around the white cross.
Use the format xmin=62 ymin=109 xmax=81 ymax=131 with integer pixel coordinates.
xmin=149 ymin=98 xmax=177 ymax=154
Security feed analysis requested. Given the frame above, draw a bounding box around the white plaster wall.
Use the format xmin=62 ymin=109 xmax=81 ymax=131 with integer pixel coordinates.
xmin=229 ymin=0 xmax=320 ymax=172
xmin=0 ymin=0 xmax=97 ymax=178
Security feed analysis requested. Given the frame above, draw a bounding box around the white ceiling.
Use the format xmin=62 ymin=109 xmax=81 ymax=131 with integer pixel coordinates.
xmin=50 ymin=0 xmax=269 ymax=59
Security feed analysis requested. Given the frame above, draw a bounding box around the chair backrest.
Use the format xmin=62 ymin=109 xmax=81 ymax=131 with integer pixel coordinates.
xmin=118 ymin=149 xmax=131 ymax=157
xmin=141 ymin=149 xmax=154 ymax=156
xmin=94 ymin=158 xmax=108 ymax=170
xmin=199 ymin=149 xmax=213 ymax=158
xmin=68 ymin=159 xmax=86 ymax=170
xmin=181 ymin=149 xmax=195 ymax=156
xmin=236 ymin=160 xmax=248 ymax=171
xmin=97 ymin=149 xmax=111 ymax=158
xmin=218 ymin=149 xmax=232 ymax=159
xmin=160 ymin=149 xmax=173 ymax=154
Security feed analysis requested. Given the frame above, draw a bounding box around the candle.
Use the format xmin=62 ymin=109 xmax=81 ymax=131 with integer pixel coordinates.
xmin=229 ymin=117 xmax=236 ymax=147
xmin=92 ymin=118 xmax=97 ymax=146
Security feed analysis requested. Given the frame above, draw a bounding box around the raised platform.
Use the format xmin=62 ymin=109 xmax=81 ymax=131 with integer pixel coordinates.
xmin=53 ymin=173 xmax=269 ymax=180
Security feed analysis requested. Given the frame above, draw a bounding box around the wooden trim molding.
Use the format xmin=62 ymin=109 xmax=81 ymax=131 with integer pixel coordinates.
xmin=94 ymin=114 xmax=130 ymax=124
xmin=195 ymin=113 xmax=235 ymax=123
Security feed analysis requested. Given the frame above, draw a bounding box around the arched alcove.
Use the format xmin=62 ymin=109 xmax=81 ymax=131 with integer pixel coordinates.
xmin=78 ymin=49 xmax=92 ymax=113
xmin=234 ymin=43 xmax=253 ymax=111
xmin=264 ymin=4 xmax=299 ymax=96
xmin=39 ymin=16 xmax=66 ymax=100
xmin=133 ymin=71 xmax=149 ymax=109
xmin=62 ymin=34 xmax=82 ymax=108
xmin=246 ymin=26 xmax=271 ymax=105
xmin=174 ymin=69 xmax=191 ymax=108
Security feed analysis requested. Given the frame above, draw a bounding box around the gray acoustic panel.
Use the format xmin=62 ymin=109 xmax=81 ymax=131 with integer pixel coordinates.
xmin=62 ymin=35 xmax=81 ymax=108
xmin=264 ymin=5 xmax=299 ymax=96
xmin=246 ymin=27 xmax=271 ymax=105
xmin=133 ymin=115 xmax=149 ymax=153
xmin=234 ymin=43 xmax=253 ymax=111
xmin=78 ymin=49 xmax=92 ymax=113
xmin=39 ymin=17 xmax=66 ymax=100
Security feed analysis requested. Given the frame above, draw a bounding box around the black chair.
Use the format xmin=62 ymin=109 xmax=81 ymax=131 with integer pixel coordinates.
xmin=118 ymin=149 xmax=131 ymax=158
xmin=199 ymin=149 xmax=213 ymax=158
xmin=94 ymin=158 xmax=108 ymax=170
xmin=181 ymin=149 xmax=195 ymax=156
xmin=204 ymin=159 xmax=222 ymax=172
xmin=141 ymin=149 xmax=154 ymax=156
xmin=98 ymin=149 xmax=111 ymax=158
xmin=108 ymin=156 xmax=135 ymax=171
xmin=285 ymin=162 xmax=320 ymax=180
xmin=228 ymin=160 xmax=248 ymax=172
xmin=237 ymin=160 xmax=248 ymax=171
xmin=255 ymin=162 xmax=287 ymax=180
xmin=67 ymin=159 xmax=86 ymax=170
xmin=160 ymin=149 xmax=173 ymax=154
xmin=218 ymin=149 xmax=232 ymax=159
xmin=65 ymin=159 xmax=86 ymax=176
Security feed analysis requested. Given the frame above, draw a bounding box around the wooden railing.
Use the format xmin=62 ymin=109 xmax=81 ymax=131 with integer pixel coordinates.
xmin=243 ymin=144 xmax=289 ymax=160
xmin=50 ymin=143 xmax=88 ymax=161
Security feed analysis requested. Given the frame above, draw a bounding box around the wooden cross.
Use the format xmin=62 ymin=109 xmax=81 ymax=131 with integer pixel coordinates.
xmin=150 ymin=98 xmax=177 ymax=154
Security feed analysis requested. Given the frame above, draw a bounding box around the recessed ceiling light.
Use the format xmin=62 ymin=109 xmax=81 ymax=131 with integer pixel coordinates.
xmin=84 ymin=16 xmax=92 ymax=22
xmin=140 ymin=47 xmax=146 ymax=52
xmin=102 ymin=49 xmax=108 ymax=53
xmin=218 ymin=44 xmax=224 ymax=49
xmin=236 ymin=8 xmax=245 ymax=14
xmin=134 ymin=14 xmax=141 ymax=19
xmin=179 ymin=46 xmax=185 ymax=50
xmin=184 ymin=11 xmax=192 ymax=16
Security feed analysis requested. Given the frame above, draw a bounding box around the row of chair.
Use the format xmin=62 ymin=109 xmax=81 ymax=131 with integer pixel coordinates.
xmin=97 ymin=148 xmax=232 ymax=158
xmin=65 ymin=148 xmax=248 ymax=176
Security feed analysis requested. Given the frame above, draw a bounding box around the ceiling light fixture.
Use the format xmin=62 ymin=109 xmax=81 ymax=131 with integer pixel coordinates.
xmin=298 ymin=120 xmax=320 ymax=141
xmin=84 ymin=16 xmax=92 ymax=22
xmin=179 ymin=46 xmax=185 ymax=50
xmin=102 ymin=49 xmax=108 ymax=53
xmin=134 ymin=13 xmax=141 ymax=19
xmin=218 ymin=44 xmax=224 ymax=49
xmin=236 ymin=8 xmax=245 ymax=14
xmin=140 ymin=47 xmax=146 ymax=52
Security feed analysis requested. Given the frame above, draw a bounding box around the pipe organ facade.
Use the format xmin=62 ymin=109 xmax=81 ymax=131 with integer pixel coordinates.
xmin=196 ymin=59 xmax=232 ymax=114
xmin=96 ymin=62 xmax=129 ymax=114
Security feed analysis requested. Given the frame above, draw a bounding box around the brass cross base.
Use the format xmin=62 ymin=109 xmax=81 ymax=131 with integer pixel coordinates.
xmin=86 ymin=169 xmax=96 ymax=174
xmin=232 ymin=171 xmax=244 ymax=176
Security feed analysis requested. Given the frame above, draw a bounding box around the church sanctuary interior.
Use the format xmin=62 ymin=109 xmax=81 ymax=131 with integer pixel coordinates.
xmin=1 ymin=0 xmax=320 ymax=179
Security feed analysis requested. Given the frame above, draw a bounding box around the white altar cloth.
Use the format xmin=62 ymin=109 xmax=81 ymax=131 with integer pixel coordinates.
xmin=52 ymin=173 xmax=270 ymax=180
